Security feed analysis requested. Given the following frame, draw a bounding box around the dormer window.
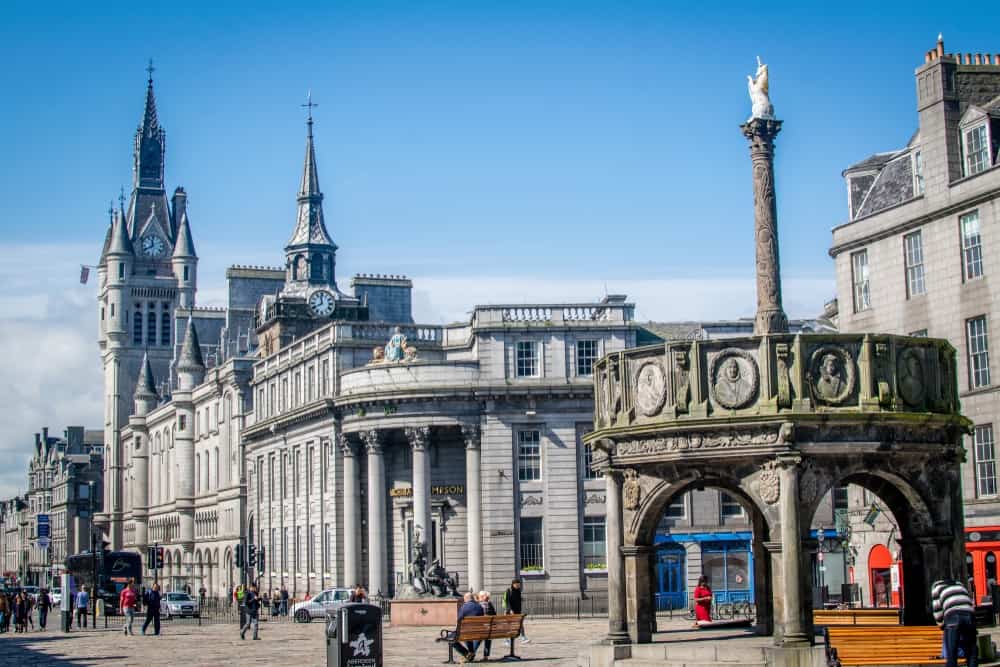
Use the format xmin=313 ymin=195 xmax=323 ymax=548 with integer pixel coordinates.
xmin=964 ymin=124 xmax=990 ymax=176
xmin=913 ymin=151 xmax=924 ymax=195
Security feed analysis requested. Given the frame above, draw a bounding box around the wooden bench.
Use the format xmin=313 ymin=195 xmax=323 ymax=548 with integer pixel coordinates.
xmin=825 ymin=626 xmax=944 ymax=666
xmin=814 ymin=608 xmax=901 ymax=626
xmin=437 ymin=613 xmax=525 ymax=663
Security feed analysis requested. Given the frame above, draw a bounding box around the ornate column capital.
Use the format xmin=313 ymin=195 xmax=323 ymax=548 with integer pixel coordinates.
xmin=775 ymin=453 xmax=803 ymax=470
xmin=336 ymin=432 xmax=358 ymax=457
xmin=461 ymin=423 xmax=481 ymax=450
xmin=404 ymin=426 xmax=431 ymax=451
xmin=361 ymin=429 xmax=384 ymax=455
xmin=740 ymin=117 xmax=783 ymax=150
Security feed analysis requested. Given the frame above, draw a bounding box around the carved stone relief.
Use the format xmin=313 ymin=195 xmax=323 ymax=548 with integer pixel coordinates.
xmin=614 ymin=425 xmax=789 ymax=457
xmin=808 ymin=345 xmax=856 ymax=405
xmin=520 ymin=493 xmax=543 ymax=507
xmin=623 ymin=469 xmax=641 ymax=510
xmin=897 ymin=348 xmax=925 ymax=408
xmin=775 ymin=342 xmax=791 ymax=409
xmin=709 ymin=348 xmax=759 ymax=410
xmin=584 ymin=493 xmax=607 ymax=505
xmin=635 ymin=361 xmax=667 ymax=417
xmin=798 ymin=461 xmax=820 ymax=505
xmin=673 ymin=350 xmax=691 ymax=414
xmin=755 ymin=460 xmax=780 ymax=504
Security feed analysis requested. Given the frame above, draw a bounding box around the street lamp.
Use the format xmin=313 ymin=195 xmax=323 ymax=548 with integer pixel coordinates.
xmin=817 ymin=526 xmax=827 ymax=605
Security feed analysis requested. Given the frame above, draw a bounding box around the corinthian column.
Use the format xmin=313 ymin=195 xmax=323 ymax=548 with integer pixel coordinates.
xmin=362 ymin=429 xmax=387 ymax=596
xmin=405 ymin=426 xmax=432 ymax=555
xmin=462 ymin=424 xmax=483 ymax=592
xmin=741 ymin=117 xmax=788 ymax=336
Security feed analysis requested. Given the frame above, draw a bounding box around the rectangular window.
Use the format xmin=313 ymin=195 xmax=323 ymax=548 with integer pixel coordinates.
xmin=665 ymin=495 xmax=686 ymax=519
xmin=257 ymin=389 xmax=265 ymax=418
xmin=183 ymin=265 xmax=190 ymax=281
xmin=282 ymin=527 xmax=289 ymax=570
xmin=268 ymin=457 xmax=275 ymax=500
xmin=904 ymin=231 xmax=926 ymax=297
xmin=583 ymin=444 xmax=603 ymax=480
xmin=309 ymin=525 xmax=316 ymax=573
xmin=961 ymin=211 xmax=984 ymax=281
xmin=519 ymin=517 xmax=543 ymax=571
xmin=975 ymin=425 xmax=997 ymax=498
xmin=913 ymin=150 xmax=925 ymax=195
xmin=307 ymin=367 xmax=315 ymax=402
xmin=851 ymin=250 xmax=870 ymax=312
xmin=294 ymin=449 xmax=301 ymax=496
xmin=268 ymin=382 xmax=276 ymax=416
xmin=833 ymin=485 xmax=849 ymax=512
xmin=281 ymin=379 xmax=288 ymax=412
xmin=133 ymin=303 xmax=143 ymax=344
xmin=270 ymin=528 xmax=276 ymax=573
xmin=515 ymin=341 xmax=538 ymax=378
xmin=965 ymin=124 xmax=990 ymax=176
xmin=324 ymin=522 xmax=332 ymax=572
xmin=517 ymin=430 xmax=541 ymax=481
xmin=282 ymin=454 xmax=289 ymax=499
xmin=720 ymin=492 xmax=744 ymax=518
xmin=582 ymin=517 xmax=606 ymax=570
xmin=576 ymin=340 xmax=599 ymax=377
xmin=146 ymin=307 xmax=157 ymax=345
xmin=967 ymin=316 xmax=991 ymax=388
xmin=321 ymin=360 xmax=330 ymax=396
xmin=118 ymin=263 xmax=125 ymax=280
xmin=294 ymin=372 xmax=301 ymax=407
xmin=296 ymin=526 xmax=303 ymax=570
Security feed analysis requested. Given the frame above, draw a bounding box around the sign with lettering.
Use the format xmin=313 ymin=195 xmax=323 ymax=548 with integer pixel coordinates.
xmin=390 ymin=485 xmax=465 ymax=498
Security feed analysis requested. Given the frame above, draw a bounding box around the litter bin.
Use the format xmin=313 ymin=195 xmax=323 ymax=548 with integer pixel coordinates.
xmin=326 ymin=603 xmax=382 ymax=667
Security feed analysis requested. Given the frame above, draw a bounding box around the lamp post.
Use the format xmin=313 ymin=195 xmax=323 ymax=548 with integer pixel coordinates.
xmin=89 ymin=480 xmax=97 ymax=628
xmin=817 ymin=526 xmax=827 ymax=606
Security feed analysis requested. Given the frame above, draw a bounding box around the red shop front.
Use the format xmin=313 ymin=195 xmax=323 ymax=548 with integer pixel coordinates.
xmin=966 ymin=527 xmax=1000 ymax=604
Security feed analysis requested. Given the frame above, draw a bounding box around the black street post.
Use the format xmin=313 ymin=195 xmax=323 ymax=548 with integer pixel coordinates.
xmin=89 ymin=481 xmax=97 ymax=629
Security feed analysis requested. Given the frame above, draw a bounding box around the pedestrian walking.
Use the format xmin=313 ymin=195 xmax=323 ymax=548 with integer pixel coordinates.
xmin=0 ymin=591 xmax=9 ymax=633
xmin=24 ymin=593 xmax=34 ymax=630
xmin=478 ymin=590 xmax=497 ymax=659
xmin=74 ymin=587 xmax=89 ymax=629
xmin=503 ymin=578 xmax=529 ymax=643
xmin=198 ymin=585 xmax=206 ymax=608
xmin=142 ymin=583 xmax=162 ymax=636
xmin=235 ymin=584 xmax=246 ymax=627
xmin=348 ymin=584 xmax=367 ymax=603
xmin=279 ymin=585 xmax=289 ymax=616
xmin=37 ymin=589 xmax=51 ymax=630
xmin=120 ymin=579 xmax=138 ymax=635
xmin=240 ymin=584 xmax=260 ymax=640
xmin=932 ymin=578 xmax=978 ymax=667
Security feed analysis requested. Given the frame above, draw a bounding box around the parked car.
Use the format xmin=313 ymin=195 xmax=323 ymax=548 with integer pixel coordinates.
xmin=292 ymin=588 xmax=352 ymax=622
xmin=160 ymin=592 xmax=200 ymax=619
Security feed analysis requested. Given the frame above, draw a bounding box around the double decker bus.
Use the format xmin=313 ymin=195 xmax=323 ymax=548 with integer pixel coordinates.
xmin=65 ymin=550 xmax=142 ymax=615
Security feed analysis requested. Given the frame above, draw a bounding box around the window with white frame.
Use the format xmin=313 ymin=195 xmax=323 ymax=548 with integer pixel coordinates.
xmin=582 ymin=517 xmax=606 ymax=570
xmin=961 ymin=211 xmax=984 ymax=280
xmin=515 ymin=340 xmax=539 ymax=377
xmin=965 ymin=124 xmax=990 ymax=176
xmin=517 ymin=430 xmax=541 ymax=481
xmin=913 ymin=150 xmax=925 ymax=195
xmin=851 ymin=250 xmax=870 ymax=312
xmin=719 ymin=492 xmax=744 ymax=518
xmin=904 ymin=231 xmax=926 ymax=297
xmin=975 ymin=424 xmax=997 ymax=498
xmin=665 ymin=494 xmax=687 ymax=519
xmin=967 ymin=316 xmax=991 ymax=388
xmin=576 ymin=340 xmax=599 ymax=377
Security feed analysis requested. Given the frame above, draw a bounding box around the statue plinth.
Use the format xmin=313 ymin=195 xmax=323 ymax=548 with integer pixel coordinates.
xmin=741 ymin=117 xmax=788 ymax=336
xmin=390 ymin=597 xmax=461 ymax=626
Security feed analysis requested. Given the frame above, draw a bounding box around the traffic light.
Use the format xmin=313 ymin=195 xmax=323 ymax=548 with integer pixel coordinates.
xmin=155 ymin=546 xmax=164 ymax=570
xmin=235 ymin=543 xmax=244 ymax=568
xmin=248 ymin=544 xmax=257 ymax=569
xmin=146 ymin=546 xmax=156 ymax=570
xmin=257 ymin=546 xmax=266 ymax=574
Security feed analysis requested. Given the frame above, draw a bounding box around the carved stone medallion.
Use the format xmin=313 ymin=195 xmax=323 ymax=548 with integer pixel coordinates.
xmin=709 ymin=349 xmax=759 ymax=410
xmin=623 ymin=469 xmax=641 ymax=510
xmin=897 ymin=348 xmax=925 ymax=408
xmin=755 ymin=460 xmax=780 ymax=505
xmin=809 ymin=345 xmax=856 ymax=406
xmin=635 ymin=362 xmax=667 ymax=417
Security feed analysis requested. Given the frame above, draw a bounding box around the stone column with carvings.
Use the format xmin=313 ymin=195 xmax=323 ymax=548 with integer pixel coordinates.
xmin=339 ymin=434 xmax=360 ymax=588
xmin=777 ymin=455 xmax=807 ymax=644
xmin=405 ymin=426 xmax=432 ymax=556
xmin=362 ymin=429 xmax=387 ymax=596
xmin=605 ymin=470 xmax=629 ymax=644
xmin=741 ymin=117 xmax=789 ymax=336
xmin=462 ymin=424 xmax=483 ymax=592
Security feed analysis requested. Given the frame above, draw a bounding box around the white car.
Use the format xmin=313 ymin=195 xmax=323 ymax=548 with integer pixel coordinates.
xmin=48 ymin=588 xmax=62 ymax=606
xmin=292 ymin=588 xmax=352 ymax=622
xmin=160 ymin=592 xmax=200 ymax=619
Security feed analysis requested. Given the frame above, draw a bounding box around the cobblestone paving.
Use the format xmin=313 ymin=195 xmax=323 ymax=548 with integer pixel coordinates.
xmin=0 ymin=616 xmax=611 ymax=666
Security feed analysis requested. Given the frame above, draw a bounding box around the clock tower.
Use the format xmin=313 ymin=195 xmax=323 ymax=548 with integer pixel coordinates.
xmin=255 ymin=103 xmax=366 ymax=356
xmin=95 ymin=67 xmax=197 ymax=548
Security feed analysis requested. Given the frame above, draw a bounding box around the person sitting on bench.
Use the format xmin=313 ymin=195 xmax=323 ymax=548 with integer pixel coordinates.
xmin=452 ymin=592 xmax=484 ymax=662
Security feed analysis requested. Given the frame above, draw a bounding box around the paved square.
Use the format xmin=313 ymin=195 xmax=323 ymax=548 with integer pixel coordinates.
xmin=0 ymin=616 xmax=610 ymax=666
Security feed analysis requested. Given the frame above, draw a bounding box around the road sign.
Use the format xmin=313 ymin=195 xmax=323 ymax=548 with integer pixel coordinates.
xmin=38 ymin=537 xmax=50 ymax=549
xmin=37 ymin=514 xmax=50 ymax=538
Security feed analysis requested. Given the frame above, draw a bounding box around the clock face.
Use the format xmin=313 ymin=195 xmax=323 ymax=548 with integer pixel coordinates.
xmin=141 ymin=235 xmax=165 ymax=257
xmin=308 ymin=290 xmax=335 ymax=317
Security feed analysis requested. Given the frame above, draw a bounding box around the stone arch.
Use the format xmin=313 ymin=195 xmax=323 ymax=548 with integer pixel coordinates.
xmin=624 ymin=471 xmax=777 ymax=639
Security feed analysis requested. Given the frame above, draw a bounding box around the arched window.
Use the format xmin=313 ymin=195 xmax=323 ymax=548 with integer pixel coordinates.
xmin=133 ymin=302 xmax=143 ymax=344
xmin=146 ymin=306 xmax=157 ymax=345
xmin=161 ymin=303 xmax=171 ymax=346
xmin=213 ymin=447 xmax=220 ymax=489
xmin=195 ymin=454 xmax=200 ymax=493
xmin=310 ymin=253 xmax=324 ymax=281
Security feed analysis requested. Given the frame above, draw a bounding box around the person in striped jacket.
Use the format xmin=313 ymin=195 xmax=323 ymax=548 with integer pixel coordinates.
xmin=931 ymin=579 xmax=977 ymax=667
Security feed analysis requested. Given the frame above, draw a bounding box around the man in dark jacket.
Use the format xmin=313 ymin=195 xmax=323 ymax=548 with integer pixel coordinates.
xmin=478 ymin=590 xmax=497 ymax=659
xmin=37 ymin=589 xmax=51 ymax=630
xmin=241 ymin=584 xmax=261 ymax=640
xmin=142 ymin=584 xmax=162 ymax=636
xmin=450 ymin=592 xmax=484 ymax=662
xmin=504 ymin=579 xmax=529 ymax=643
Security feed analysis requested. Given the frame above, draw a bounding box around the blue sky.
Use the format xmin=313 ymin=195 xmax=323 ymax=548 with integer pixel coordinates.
xmin=0 ymin=1 xmax=997 ymax=493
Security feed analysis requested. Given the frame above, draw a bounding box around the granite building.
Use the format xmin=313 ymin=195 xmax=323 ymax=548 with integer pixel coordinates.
xmin=831 ymin=37 xmax=1000 ymax=601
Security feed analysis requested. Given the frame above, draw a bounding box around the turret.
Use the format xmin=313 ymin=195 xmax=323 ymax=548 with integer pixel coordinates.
xmin=105 ymin=209 xmax=133 ymax=340
xmin=177 ymin=317 xmax=205 ymax=390
xmin=172 ymin=208 xmax=197 ymax=309
xmin=134 ymin=353 xmax=159 ymax=416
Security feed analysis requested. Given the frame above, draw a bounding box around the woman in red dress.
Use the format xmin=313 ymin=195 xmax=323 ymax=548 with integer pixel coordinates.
xmin=693 ymin=576 xmax=713 ymax=626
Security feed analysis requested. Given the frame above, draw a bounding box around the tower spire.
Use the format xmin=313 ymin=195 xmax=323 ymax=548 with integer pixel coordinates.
xmin=299 ymin=90 xmax=321 ymax=197
xmin=133 ymin=60 xmax=165 ymax=190
xmin=286 ymin=92 xmax=335 ymax=249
